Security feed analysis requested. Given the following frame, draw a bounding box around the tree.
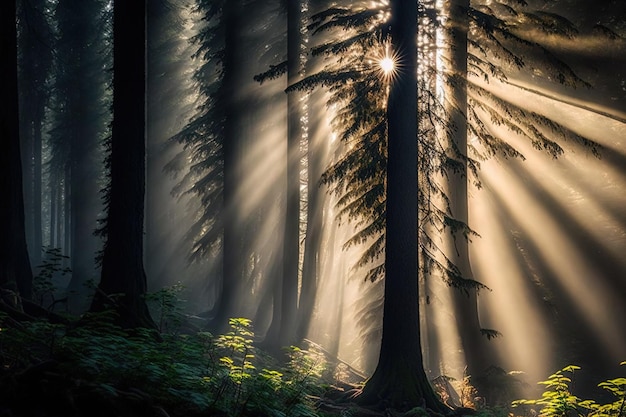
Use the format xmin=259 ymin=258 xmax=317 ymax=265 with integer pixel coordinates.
xmin=90 ymin=0 xmax=155 ymax=329
xmin=1 ymin=0 xmax=34 ymax=303
xmin=279 ymin=0 xmax=304 ymax=349
xmin=355 ymin=1 xmax=447 ymax=410
xmin=54 ymin=0 xmax=109 ymax=313
xmin=17 ymin=0 xmax=54 ymax=268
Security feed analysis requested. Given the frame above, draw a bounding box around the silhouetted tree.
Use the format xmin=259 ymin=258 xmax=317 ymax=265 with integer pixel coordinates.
xmin=1 ymin=0 xmax=34 ymax=303
xmin=355 ymin=1 xmax=446 ymax=410
xmin=91 ymin=0 xmax=156 ymax=329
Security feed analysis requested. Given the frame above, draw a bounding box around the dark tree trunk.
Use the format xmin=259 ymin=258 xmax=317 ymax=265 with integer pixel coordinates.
xmin=63 ymin=164 xmax=71 ymax=267
xmin=211 ymin=0 xmax=245 ymax=331
xmin=49 ymin=177 xmax=58 ymax=248
xmin=279 ymin=0 xmax=303 ymax=348
xmin=91 ymin=0 xmax=155 ymax=330
xmin=358 ymin=1 xmax=446 ymax=411
xmin=32 ymin=107 xmax=43 ymax=266
xmin=0 ymin=0 xmax=33 ymax=301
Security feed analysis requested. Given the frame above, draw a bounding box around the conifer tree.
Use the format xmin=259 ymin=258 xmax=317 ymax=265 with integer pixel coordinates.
xmin=17 ymin=0 xmax=54 ymax=267
xmin=1 ymin=0 xmax=34 ymax=303
xmin=91 ymin=0 xmax=156 ymax=329
xmin=355 ymin=1 xmax=446 ymax=409
xmin=53 ymin=0 xmax=109 ymax=313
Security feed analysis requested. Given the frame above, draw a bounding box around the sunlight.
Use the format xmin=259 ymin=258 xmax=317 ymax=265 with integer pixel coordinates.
xmin=469 ymin=109 xmax=626 ymax=382
xmin=379 ymin=56 xmax=395 ymax=75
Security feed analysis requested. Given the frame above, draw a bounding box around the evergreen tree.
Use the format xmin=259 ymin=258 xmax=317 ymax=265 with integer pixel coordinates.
xmin=91 ymin=0 xmax=156 ymax=329
xmin=1 ymin=0 xmax=34 ymax=303
xmin=17 ymin=0 xmax=54 ymax=267
xmin=53 ymin=0 xmax=109 ymax=313
xmin=355 ymin=1 xmax=446 ymax=409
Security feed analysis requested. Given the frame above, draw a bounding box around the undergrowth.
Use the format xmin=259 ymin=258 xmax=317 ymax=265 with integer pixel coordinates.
xmin=0 ymin=311 xmax=327 ymax=417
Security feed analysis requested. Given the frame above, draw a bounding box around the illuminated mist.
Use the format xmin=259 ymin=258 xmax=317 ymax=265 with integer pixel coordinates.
xmin=140 ymin=0 xmax=625 ymax=400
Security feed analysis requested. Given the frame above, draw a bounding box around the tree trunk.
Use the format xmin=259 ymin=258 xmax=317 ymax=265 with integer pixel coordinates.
xmin=445 ymin=0 xmax=498 ymax=382
xmin=297 ymin=88 xmax=325 ymax=341
xmin=91 ymin=0 xmax=155 ymax=330
xmin=0 ymin=0 xmax=33 ymax=301
xmin=49 ymin=177 xmax=58 ymax=248
xmin=358 ymin=1 xmax=446 ymax=411
xmin=279 ymin=0 xmax=303 ymax=348
xmin=32 ymin=107 xmax=43 ymax=266
xmin=212 ymin=0 xmax=245 ymax=331
xmin=63 ymin=163 xmax=71 ymax=268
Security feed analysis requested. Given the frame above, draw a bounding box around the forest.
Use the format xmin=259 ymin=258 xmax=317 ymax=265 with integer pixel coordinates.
xmin=1 ymin=0 xmax=625 ymax=416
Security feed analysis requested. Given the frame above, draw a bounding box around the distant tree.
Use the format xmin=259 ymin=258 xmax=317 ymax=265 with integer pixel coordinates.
xmin=1 ymin=0 xmax=34 ymax=303
xmin=171 ymin=0 xmax=284 ymax=332
xmin=90 ymin=0 xmax=156 ymax=329
xmin=17 ymin=0 xmax=54 ymax=267
xmin=52 ymin=0 xmax=109 ymax=313
xmin=145 ymin=0 xmax=196 ymax=291
xmin=277 ymin=0 xmax=305 ymax=348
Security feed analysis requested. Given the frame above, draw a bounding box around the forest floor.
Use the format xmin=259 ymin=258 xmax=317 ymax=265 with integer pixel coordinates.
xmin=1 ymin=301 xmax=622 ymax=417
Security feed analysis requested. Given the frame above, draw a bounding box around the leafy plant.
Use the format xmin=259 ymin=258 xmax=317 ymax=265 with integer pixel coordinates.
xmin=33 ymin=247 xmax=71 ymax=310
xmin=512 ymin=362 xmax=626 ymax=417
xmin=145 ymin=281 xmax=186 ymax=333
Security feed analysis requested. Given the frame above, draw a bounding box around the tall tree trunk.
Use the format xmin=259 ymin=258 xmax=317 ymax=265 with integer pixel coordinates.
xmin=0 ymin=0 xmax=33 ymax=302
xmin=212 ymin=0 xmax=245 ymax=331
xmin=20 ymin=114 xmax=35 ymax=264
xmin=49 ymin=177 xmax=58 ymax=248
xmin=32 ymin=106 xmax=43 ymax=266
xmin=91 ymin=0 xmax=155 ymax=330
xmin=63 ymin=164 xmax=71 ymax=268
xmin=279 ymin=0 xmax=303 ymax=348
xmin=445 ymin=0 xmax=498 ymax=382
xmin=358 ymin=1 xmax=446 ymax=411
xmin=297 ymin=88 xmax=325 ymax=341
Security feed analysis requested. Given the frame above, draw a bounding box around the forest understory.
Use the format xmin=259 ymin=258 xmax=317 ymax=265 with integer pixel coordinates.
xmin=0 ymin=293 xmax=624 ymax=417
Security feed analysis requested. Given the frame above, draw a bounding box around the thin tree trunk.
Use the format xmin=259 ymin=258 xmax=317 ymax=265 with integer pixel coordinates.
xmin=49 ymin=177 xmax=58 ymax=248
xmin=280 ymin=0 xmax=303 ymax=348
xmin=297 ymin=88 xmax=325 ymax=341
xmin=63 ymin=164 xmax=71 ymax=268
xmin=32 ymin=107 xmax=43 ymax=266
